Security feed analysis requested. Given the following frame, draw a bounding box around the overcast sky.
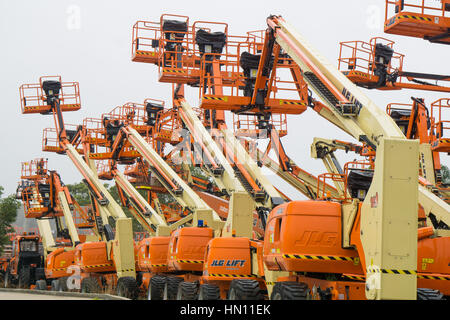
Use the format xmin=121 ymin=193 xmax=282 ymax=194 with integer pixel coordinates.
xmin=0 ymin=0 xmax=448 ymax=199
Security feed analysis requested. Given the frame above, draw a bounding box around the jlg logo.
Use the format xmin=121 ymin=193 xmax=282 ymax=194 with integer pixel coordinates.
xmin=341 ymin=87 xmax=363 ymax=110
xmin=211 ymin=259 xmax=246 ymax=267
xmin=295 ymin=231 xmax=337 ymax=247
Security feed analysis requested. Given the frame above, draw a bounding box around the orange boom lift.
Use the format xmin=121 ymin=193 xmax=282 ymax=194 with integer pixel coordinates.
xmin=16 ymin=158 xmax=98 ymax=291
xmin=20 ymin=77 xmax=139 ymax=298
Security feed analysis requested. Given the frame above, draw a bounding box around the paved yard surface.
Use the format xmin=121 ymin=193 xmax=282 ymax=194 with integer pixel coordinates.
xmin=0 ymin=291 xmax=93 ymax=300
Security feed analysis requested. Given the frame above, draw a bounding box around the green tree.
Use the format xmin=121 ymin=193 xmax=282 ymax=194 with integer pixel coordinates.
xmin=442 ymin=165 xmax=450 ymax=184
xmin=67 ymin=182 xmax=91 ymax=206
xmin=0 ymin=186 xmax=20 ymax=254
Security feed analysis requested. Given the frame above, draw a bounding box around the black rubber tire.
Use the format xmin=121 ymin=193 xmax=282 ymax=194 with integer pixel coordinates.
xmin=3 ymin=271 xmax=10 ymax=288
xmin=417 ymin=288 xmax=445 ymax=300
xmin=198 ymin=284 xmax=221 ymax=300
xmin=50 ymin=279 xmax=60 ymax=291
xmin=176 ymin=281 xmax=199 ymax=300
xmin=164 ymin=277 xmax=183 ymax=300
xmin=81 ymin=277 xmax=102 ymax=294
xmin=147 ymin=276 xmax=166 ymax=300
xmin=18 ymin=266 xmax=31 ymax=289
xmin=35 ymin=280 xmax=47 ymax=290
xmin=136 ymin=272 xmax=143 ymax=287
xmin=271 ymin=281 xmax=309 ymax=300
xmin=58 ymin=277 xmax=68 ymax=292
xmin=227 ymin=279 xmax=263 ymax=300
xmin=117 ymin=277 xmax=139 ymax=300
xmin=35 ymin=268 xmax=45 ymax=281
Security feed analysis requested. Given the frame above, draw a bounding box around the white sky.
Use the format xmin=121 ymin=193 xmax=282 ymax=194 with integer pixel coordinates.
xmin=0 ymin=0 xmax=448 ymax=199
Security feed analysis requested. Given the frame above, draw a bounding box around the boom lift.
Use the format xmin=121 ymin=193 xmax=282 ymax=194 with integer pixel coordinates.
xmin=78 ymin=103 xmax=210 ymax=298
xmin=82 ymin=102 xmax=224 ymax=298
xmin=93 ymin=94 xmax=272 ymax=299
xmin=19 ymin=158 xmax=97 ymax=244
xmin=82 ymin=94 xmax=273 ymax=298
xmin=17 ymin=158 xmax=100 ymax=291
xmin=106 ymin=101 xmax=270 ymax=299
xmin=260 ymin=132 xmax=448 ymax=300
xmin=97 ymin=102 xmax=237 ymax=299
xmin=84 ymin=101 xmax=253 ymax=299
xmin=260 ymin=15 xmax=450 ymax=300
xmin=384 ymin=0 xmax=450 ymax=44
xmin=338 ymin=37 xmax=450 ymax=92
xmin=20 ymin=77 xmax=138 ymax=298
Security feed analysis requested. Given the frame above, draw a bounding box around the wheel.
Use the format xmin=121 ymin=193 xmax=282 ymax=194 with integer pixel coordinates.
xmin=271 ymin=282 xmax=310 ymax=300
xmin=198 ymin=284 xmax=221 ymax=300
xmin=50 ymin=279 xmax=60 ymax=291
xmin=35 ymin=268 xmax=45 ymax=281
xmin=116 ymin=277 xmax=139 ymax=300
xmin=18 ymin=266 xmax=31 ymax=289
xmin=81 ymin=277 xmax=102 ymax=294
xmin=58 ymin=277 xmax=68 ymax=292
xmin=136 ymin=272 xmax=143 ymax=287
xmin=227 ymin=279 xmax=263 ymax=300
xmin=35 ymin=280 xmax=47 ymax=290
xmin=176 ymin=281 xmax=199 ymax=300
xmin=164 ymin=277 xmax=183 ymax=300
xmin=147 ymin=276 xmax=166 ymax=300
xmin=4 ymin=270 xmax=11 ymax=288
xmin=417 ymin=288 xmax=445 ymax=300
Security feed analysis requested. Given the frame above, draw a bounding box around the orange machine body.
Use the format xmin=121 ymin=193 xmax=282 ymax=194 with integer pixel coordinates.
xmin=45 ymin=248 xmax=76 ymax=279
xmin=264 ymin=200 xmax=450 ymax=299
xmin=74 ymin=241 xmax=115 ymax=274
xmin=202 ymin=237 xmax=265 ymax=299
xmin=204 ymin=237 xmax=254 ymax=279
xmin=417 ymin=236 xmax=450 ymax=295
xmin=137 ymin=228 xmax=213 ymax=296
xmin=167 ymin=227 xmax=213 ymax=272
xmin=263 ymin=201 xmax=362 ymax=274
xmin=136 ymin=236 xmax=170 ymax=273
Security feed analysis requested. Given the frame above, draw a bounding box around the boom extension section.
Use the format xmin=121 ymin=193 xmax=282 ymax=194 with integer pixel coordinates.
xmin=109 ymin=124 xmax=225 ymax=233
